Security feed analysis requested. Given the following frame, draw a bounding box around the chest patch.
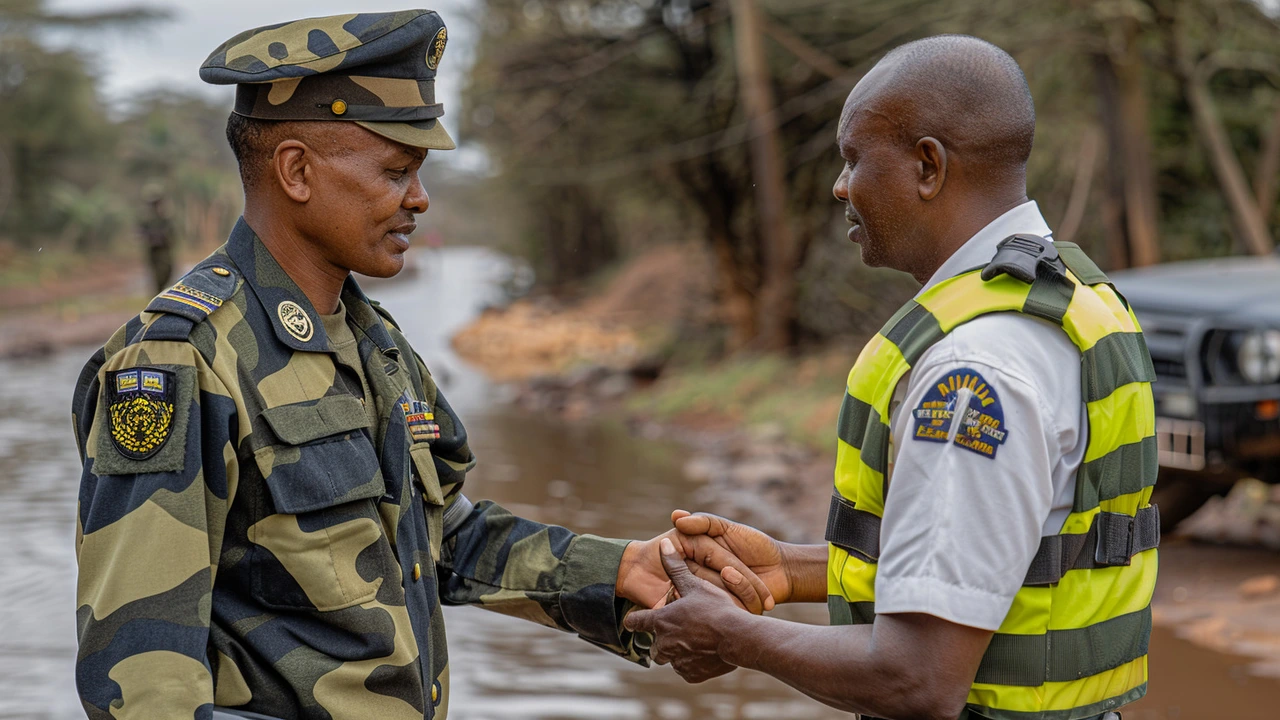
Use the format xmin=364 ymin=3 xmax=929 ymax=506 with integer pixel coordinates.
xmin=107 ymin=367 xmax=177 ymax=460
xmin=399 ymin=392 xmax=441 ymax=442
xmin=911 ymin=367 xmax=1008 ymax=460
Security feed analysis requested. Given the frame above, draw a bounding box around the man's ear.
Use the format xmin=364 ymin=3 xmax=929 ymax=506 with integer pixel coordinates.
xmin=916 ymin=137 xmax=946 ymax=201
xmin=272 ymin=139 xmax=312 ymax=203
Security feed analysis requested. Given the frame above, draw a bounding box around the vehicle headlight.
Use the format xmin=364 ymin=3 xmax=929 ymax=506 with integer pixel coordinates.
xmin=1237 ymin=330 xmax=1280 ymax=384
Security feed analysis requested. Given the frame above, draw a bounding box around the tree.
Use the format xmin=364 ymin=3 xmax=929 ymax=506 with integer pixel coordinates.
xmin=462 ymin=0 xmax=1280 ymax=349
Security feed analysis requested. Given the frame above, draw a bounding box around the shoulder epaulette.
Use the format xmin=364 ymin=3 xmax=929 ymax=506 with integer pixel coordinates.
xmin=137 ymin=262 xmax=241 ymax=342
xmin=369 ymin=299 xmax=403 ymax=331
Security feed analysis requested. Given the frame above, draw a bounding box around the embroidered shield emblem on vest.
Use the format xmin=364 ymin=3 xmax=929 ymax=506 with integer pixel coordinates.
xmin=277 ymin=300 xmax=314 ymax=342
xmin=911 ymin=367 xmax=1008 ymax=459
xmin=107 ymin=368 xmax=177 ymax=460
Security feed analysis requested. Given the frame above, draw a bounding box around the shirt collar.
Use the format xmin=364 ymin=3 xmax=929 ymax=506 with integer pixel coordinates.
xmin=225 ymin=217 xmax=398 ymax=357
xmin=916 ymin=200 xmax=1053 ymax=297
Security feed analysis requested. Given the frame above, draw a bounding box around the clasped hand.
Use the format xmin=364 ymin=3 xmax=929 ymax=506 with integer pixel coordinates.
xmin=618 ymin=510 xmax=793 ymax=683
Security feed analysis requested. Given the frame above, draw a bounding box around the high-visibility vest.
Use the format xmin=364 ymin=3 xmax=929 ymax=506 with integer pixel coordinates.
xmin=825 ymin=238 xmax=1159 ymax=720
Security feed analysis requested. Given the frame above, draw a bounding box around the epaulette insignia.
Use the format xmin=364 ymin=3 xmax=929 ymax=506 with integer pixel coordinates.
xmin=145 ymin=263 xmax=240 ymax=325
xmin=107 ymin=367 xmax=176 ymax=460
xmin=159 ymin=283 xmax=223 ymax=314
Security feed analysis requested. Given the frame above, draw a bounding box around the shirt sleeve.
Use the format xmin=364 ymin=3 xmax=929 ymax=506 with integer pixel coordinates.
xmin=74 ymin=340 xmax=238 ymax=720
xmin=873 ymin=338 xmax=1058 ymax=631
xmin=413 ymin=357 xmax=648 ymax=664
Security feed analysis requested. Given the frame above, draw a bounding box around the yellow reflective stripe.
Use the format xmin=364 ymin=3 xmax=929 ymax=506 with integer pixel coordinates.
xmin=1093 ymin=284 xmax=1137 ymax=332
xmin=1099 ymin=485 xmax=1154 ymax=517
xmin=1084 ymin=383 xmax=1155 ymax=463
xmin=833 ymin=438 xmax=862 ymax=503
xmin=1059 ymin=485 xmax=1153 ymax=533
xmin=997 ymin=586 xmax=1052 ymax=635
xmin=967 ymin=655 xmax=1147 ymax=714
xmin=846 ymin=334 xmax=906 ymax=406
xmin=1049 ymin=554 xmax=1157 ymax=630
xmin=829 ymin=544 xmax=877 ymax=602
xmin=917 ymin=272 xmax=1031 ymax=331
xmin=1060 ymin=506 xmax=1099 ymax=536
xmin=1061 ymin=280 xmax=1131 ymax=352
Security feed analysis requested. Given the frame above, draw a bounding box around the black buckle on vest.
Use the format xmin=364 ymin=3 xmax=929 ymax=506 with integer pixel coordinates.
xmin=981 ymin=234 xmax=1064 ymax=284
xmin=1094 ymin=512 xmax=1136 ymax=567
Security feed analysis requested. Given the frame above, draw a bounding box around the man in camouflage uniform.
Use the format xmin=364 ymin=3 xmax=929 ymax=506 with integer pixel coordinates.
xmin=139 ymin=185 xmax=176 ymax=295
xmin=71 ymin=11 xmax=768 ymax=720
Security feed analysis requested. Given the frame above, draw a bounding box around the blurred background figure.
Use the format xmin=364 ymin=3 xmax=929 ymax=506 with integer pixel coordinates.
xmin=138 ymin=182 xmax=174 ymax=294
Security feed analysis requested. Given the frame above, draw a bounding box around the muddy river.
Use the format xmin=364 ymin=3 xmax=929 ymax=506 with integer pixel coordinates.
xmin=1 ymin=246 xmax=1277 ymax=719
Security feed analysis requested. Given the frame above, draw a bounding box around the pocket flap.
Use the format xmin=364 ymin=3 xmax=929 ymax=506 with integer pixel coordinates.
xmin=260 ymin=394 xmax=368 ymax=445
xmin=255 ymin=435 xmax=385 ymax=514
xmin=409 ymin=444 xmax=445 ymax=506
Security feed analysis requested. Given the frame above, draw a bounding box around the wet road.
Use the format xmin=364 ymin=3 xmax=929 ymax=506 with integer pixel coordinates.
xmin=1 ymin=246 xmax=1278 ymax=719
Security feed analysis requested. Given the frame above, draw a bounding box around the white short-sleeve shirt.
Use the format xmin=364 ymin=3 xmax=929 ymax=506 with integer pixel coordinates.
xmin=872 ymin=200 xmax=1088 ymax=632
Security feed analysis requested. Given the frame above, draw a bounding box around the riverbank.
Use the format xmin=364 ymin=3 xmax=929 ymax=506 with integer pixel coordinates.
xmin=451 ymin=243 xmax=1280 ymax=684
xmin=0 ymin=246 xmax=428 ymax=359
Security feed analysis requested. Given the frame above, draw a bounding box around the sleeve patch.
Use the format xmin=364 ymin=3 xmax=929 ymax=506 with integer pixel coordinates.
xmin=911 ymin=367 xmax=1009 ymax=460
xmin=94 ymin=365 xmax=195 ymax=474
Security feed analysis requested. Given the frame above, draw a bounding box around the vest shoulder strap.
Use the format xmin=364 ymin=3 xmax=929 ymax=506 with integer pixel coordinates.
xmin=1053 ymin=241 xmax=1111 ymax=286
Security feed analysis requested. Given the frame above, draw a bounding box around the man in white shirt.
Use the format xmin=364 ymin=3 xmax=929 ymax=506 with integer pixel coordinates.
xmin=624 ymin=34 xmax=1152 ymax=720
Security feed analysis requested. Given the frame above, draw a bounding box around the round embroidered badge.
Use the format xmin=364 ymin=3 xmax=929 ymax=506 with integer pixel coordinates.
xmin=426 ymin=27 xmax=447 ymax=70
xmin=277 ymin=300 xmax=314 ymax=342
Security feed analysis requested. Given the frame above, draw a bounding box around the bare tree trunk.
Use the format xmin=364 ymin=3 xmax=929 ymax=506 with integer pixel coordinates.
xmin=1095 ymin=55 xmax=1132 ymax=269
xmin=730 ymin=0 xmax=795 ymax=350
xmin=1254 ymin=101 xmax=1280 ymax=227
xmin=1058 ymin=126 xmax=1101 ymax=244
xmin=1183 ymin=76 xmax=1273 ymax=255
xmin=1111 ymin=22 xmax=1162 ymax=267
xmin=709 ymin=226 xmax=757 ymax=351
xmin=1151 ymin=4 xmax=1275 ymax=256
xmin=1093 ymin=33 xmax=1160 ymax=269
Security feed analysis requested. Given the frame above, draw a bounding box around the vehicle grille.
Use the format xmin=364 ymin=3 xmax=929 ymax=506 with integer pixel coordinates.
xmin=1134 ymin=310 xmax=1194 ymax=385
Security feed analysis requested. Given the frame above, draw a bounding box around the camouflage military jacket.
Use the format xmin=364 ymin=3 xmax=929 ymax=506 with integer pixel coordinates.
xmin=71 ymin=219 xmax=644 ymax=720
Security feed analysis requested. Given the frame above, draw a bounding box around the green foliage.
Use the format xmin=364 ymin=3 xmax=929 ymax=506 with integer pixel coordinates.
xmin=0 ymin=0 xmax=238 ymax=257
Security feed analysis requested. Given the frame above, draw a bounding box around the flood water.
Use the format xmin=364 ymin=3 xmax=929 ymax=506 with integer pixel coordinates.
xmin=1 ymin=246 xmax=1278 ymax=719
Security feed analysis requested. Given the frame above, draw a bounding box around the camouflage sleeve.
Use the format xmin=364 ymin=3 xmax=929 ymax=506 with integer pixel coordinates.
xmin=413 ymin=358 xmax=648 ymax=664
xmin=73 ymin=339 xmax=238 ymax=720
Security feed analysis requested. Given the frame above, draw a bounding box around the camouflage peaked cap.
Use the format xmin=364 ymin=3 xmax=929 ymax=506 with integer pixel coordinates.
xmin=200 ymin=10 xmax=454 ymax=150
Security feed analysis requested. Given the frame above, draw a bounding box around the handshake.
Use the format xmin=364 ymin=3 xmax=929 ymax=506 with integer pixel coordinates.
xmin=614 ymin=510 xmax=828 ymax=683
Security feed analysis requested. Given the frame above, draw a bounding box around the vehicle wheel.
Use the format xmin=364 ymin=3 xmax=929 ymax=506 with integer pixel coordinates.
xmin=1151 ymin=468 xmax=1235 ymax=533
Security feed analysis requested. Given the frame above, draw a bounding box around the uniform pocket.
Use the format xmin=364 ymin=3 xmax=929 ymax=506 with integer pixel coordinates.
xmin=250 ymin=397 xmax=396 ymax=612
xmin=409 ymin=443 xmax=445 ymax=561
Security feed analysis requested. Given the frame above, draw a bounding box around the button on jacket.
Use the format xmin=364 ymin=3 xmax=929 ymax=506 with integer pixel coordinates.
xmin=71 ymin=218 xmax=643 ymax=720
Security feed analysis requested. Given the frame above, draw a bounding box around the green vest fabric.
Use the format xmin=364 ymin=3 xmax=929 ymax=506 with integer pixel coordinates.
xmin=826 ymin=241 xmax=1158 ymax=720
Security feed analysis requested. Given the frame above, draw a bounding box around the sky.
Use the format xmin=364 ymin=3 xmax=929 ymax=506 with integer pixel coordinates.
xmin=45 ymin=0 xmax=483 ymax=165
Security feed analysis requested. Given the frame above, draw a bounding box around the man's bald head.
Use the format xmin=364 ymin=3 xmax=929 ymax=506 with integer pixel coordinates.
xmin=832 ymin=36 xmax=1037 ymax=282
xmin=841 ymin=35 xmax=1035 ymax=177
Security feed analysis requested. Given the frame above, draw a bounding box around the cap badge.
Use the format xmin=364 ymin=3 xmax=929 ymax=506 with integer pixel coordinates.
xmin=277 ymin=300 xmax=314 ymax=342
xmin=426 ymin=27 xmax=447 ymax=70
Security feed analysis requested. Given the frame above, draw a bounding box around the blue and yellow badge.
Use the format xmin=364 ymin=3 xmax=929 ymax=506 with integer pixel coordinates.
xmin=911 ymin=368 xmax=1008 ymax=460
xmin=107 ymin=367 xmax=176 ymax=460
xmin=400 ymin=392 xmax=440 ymax=442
